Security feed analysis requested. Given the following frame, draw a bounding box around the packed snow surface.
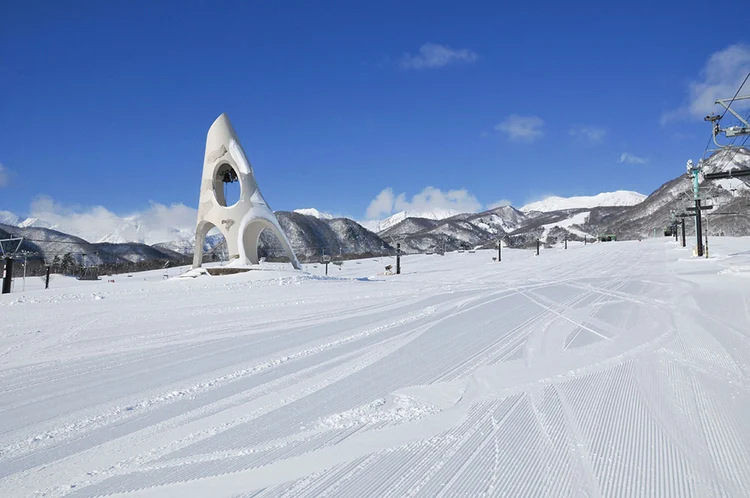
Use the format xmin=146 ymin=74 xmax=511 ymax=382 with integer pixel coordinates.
xmin=2 ymin=238 xmax=750 ymax=497
xmin=521 ymin=190 xmax=646 ymax=213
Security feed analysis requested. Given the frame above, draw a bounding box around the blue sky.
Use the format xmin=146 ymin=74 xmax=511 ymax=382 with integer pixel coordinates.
xmin=1 ymin=1 xmax=749 ymax=229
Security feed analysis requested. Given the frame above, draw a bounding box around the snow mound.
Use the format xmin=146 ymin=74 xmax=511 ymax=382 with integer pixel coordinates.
xmin=179 ymin=268 xmax=209 ymax=278
xmin=719 ymin=265 xmax=750 ymax=277
xmin=316 ymin=395 xmax=440 ymax=430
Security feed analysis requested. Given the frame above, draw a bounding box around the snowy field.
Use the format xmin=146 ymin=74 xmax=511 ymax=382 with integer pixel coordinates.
xmin=2 ymin=238 xmax=750 ymax=497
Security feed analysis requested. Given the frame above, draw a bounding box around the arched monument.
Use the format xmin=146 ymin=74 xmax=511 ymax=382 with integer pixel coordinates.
xmin=193 ymin=113 xmax=301 ymax=270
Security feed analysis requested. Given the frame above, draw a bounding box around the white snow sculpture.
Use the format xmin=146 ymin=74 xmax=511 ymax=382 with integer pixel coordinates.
xmin=193 ymin=113 xmax=301 ymax=270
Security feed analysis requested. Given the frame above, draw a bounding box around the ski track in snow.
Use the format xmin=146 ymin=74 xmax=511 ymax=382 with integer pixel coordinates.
xmin=1 ymin=238 xmax=750 ymax=497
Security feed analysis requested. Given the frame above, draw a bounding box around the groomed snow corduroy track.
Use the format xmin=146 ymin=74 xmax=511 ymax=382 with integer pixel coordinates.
xmin=2 ymin=238 xmax=750 ymax=497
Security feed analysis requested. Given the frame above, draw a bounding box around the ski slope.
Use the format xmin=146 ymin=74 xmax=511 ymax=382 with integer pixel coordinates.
xmin=2 ymin=238 xmax=750 ymax=497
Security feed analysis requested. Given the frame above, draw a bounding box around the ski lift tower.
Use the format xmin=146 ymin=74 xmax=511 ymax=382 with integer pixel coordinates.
xmin=692 ymin=89 xmax=750 ymax=256
xmin=669 ymin=209 xmax=678 ymax=242
xmin=78 ymin=253 xmax=101 ymax=281
xmin=705 ymin=94 xmax=750 ymax=148
xmin=0 ymin=237 xmax=24 ymax=294
xmin=685 ymin=160 xmax=706 ymax=256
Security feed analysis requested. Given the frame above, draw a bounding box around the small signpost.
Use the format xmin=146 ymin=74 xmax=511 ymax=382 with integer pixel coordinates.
xmin=389 ymin=236 xmax=404 ymax=275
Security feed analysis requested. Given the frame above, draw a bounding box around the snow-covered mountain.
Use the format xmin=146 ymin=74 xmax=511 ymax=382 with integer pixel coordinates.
xmin=96 ymin=218 xmax=196 ymax=246
xmin=0 ymin=205 xmax=199 ymax=247
xmin=0 ymin=210 xmax=23 ymax=227
xmin=0 ymin=211 xmax=54 ymax=229
xmin=149 ymin=213 xmax=392 ymax=261
xmin=4 ymin=147 xmax=748 ymax=263
xmin=378 ymin=205 xmax=531 ymax=253
xmin=461 ymin=205 xmax=528 ymax=234
xmin=18 ymin=217 xmax=54 ymax=229
xmin=508 ymin=149 xmax=749 ymax=244
xmin=521 ymin=190 xmax=646 ymax=213
xmin=581 ymin=147 xmax=750 ymax=240
xmin=153 ymin=233 xmax=225 ymax=255
xmin=0 ymin=223 xmax=186 ymax=266
xmin=264 ymin=212 xmax=393 ymax=261
xmin=293 ymin=208 xmax=334 ymax=219
xmin=362 ymin=208 xmax=461 ymax=234
xmin=700 ymin=146 xmax=750 ymax=176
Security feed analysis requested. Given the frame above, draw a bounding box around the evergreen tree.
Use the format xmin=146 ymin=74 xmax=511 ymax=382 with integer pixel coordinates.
xmin=61 ymin=253 xmax=75 ymax=275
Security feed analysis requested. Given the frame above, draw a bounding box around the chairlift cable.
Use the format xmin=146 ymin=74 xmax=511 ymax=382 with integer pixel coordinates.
xmin=719 ymin=71 xmax=750 ymax=121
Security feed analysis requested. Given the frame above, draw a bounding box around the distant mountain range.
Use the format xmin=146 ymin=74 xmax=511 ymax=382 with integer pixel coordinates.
xmin=360 ymin=208 xmax=462 ymax=233
xmin=2 ymin=148 xmax=748 ymax=266
xmin=0 ymin=212 xmax=392 ymax=265
xmin=0 ymin=223 xmax=186 ymax=267
xmin=0 ymin=212 xmax=53 ymax=229
xmin=369 ymin=148 xmax=750 ymax=252
xmin=581 ymin=147 xmax=750 ymax=240
xmin=520 ymin=190 xmax=646 ymax=213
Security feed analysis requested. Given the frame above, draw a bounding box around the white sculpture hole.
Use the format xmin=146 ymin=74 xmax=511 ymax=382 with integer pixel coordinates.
xmin=223 ymin=180 xmax=241 ymax=207
xmin=205 ymin=226 xmax=229 ymax=263
xmin=257 ymin=228 xmax=293 ymax=264
xmin=213 ymin=163 xmax=241 ymax=207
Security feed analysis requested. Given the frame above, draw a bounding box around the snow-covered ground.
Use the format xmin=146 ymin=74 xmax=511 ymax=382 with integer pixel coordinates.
xmin=2 ymin=238 xmax=750 ymax=497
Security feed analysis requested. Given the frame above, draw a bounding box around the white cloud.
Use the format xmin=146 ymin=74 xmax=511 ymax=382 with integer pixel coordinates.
xmin=399 ymin=43 xmax=478 ymax=70
xmin=0 ymin=163 xmax=9 ymax=187
xmin=662 ymin=44 xmax=750 ymax=124
xmin=495 ymin=115 xmax=545 ymax=142
xmin=365 ymin=188 xmax=396 ymax=220
xmin=569 ymin=125 xmax=606 ymax=143
xmin=618 ymin=152 xmax=647 ymax=165
xmin=27 ymin=195 xmax=198 ymax=244
xmin=487 ymin=199 xmax=512 ymax=209
xmin=365 ymin=186 xmax=482 ymax=220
